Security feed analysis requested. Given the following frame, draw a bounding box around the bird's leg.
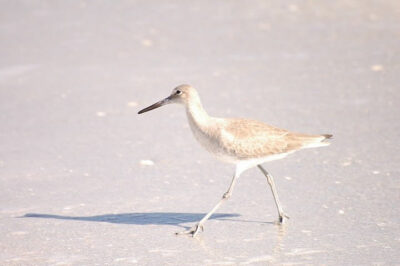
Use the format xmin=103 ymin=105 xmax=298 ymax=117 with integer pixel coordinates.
xmin=257 ymin=165 xmax=289 ymax=224
xmin=176 ymin=167 xmax=242 ymax=237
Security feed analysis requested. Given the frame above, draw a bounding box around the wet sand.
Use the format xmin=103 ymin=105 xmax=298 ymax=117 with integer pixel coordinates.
xmin=1 ymin=1 xmax=399 ymax=265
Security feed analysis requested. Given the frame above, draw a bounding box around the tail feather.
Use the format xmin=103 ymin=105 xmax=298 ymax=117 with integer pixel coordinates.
xmin=302 ymin=133 xmax=333 ymax=149
xmin=322 ymin=134 xmax=333 ymax=140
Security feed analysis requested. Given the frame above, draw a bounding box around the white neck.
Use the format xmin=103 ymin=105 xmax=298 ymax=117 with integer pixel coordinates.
xmin=185 ymin=94 xmax=211 ymax=131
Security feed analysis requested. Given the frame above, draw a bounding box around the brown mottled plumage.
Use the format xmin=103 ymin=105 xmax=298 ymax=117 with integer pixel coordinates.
xmin=138 ymin=84 xmax=332 ymax=237
xmin=220 ymin=118 xmax=330 ymax=159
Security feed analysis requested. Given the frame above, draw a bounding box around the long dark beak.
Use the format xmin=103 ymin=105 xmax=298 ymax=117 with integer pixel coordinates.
xmin=138 ymin=96 xmax=172 ymax=114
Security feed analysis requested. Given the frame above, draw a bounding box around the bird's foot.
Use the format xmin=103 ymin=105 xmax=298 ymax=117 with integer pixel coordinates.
xmin=175 ymin=223 xmax=204 ymax=237
xmin=278 ymin=213 xmax=290 ymax=224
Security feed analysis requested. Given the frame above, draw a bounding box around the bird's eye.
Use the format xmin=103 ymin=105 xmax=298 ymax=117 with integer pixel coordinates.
xmin=176 ymin=90 xmax=182 ymax=95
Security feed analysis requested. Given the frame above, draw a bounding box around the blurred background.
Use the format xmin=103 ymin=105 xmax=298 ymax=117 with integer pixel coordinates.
xmin=1 ymin=1 xmax=399 ymax=265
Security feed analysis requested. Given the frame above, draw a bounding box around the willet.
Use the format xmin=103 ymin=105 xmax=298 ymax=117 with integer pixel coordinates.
xmin=138 ymin=84 xmax=332 ymax=237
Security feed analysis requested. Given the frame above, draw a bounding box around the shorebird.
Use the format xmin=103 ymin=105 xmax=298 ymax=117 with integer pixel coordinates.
xmin=138 ymin=84 xmax=332 ymax=237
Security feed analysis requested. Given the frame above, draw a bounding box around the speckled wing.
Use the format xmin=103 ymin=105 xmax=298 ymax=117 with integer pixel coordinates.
xmin=220 ymin=119 xmax=318 ymax=159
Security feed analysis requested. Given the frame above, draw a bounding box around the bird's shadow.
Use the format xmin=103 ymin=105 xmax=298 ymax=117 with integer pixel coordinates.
xmin=21 ymin=212 xmax=242 ymax=230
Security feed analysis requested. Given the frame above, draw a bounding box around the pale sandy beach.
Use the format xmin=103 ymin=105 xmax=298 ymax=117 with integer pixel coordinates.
xmin=1 ymin=1 xmax=399 ymax=265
